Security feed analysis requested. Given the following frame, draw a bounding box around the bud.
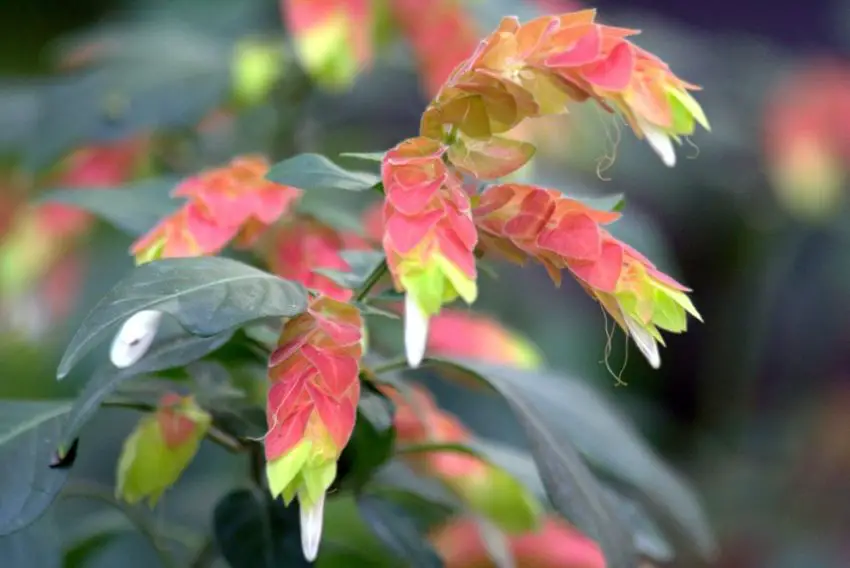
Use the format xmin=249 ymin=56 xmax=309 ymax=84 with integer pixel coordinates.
xmin=116 ymin=394 xmax=211 ymax=506
xmin=265 ymin=296 xmax=363 ymax=561
xmin=232 ymin=39 xmax=286 ymax=107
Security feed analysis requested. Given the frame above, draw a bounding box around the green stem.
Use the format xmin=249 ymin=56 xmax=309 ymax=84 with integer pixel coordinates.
xmin=354 ymin=260 xmax=389 ymax=302
xmin=102 ymin=399 xmax=245 ymax=453
xmin=370 ymin=356 xmax=410 ymax=375
xmin=61 ymin=482 xmax=181 ymax=568
xmin=188 ymin=537 xmax=218 ymax=568
xmin=395 ymin=441 xmax=480 ymax=458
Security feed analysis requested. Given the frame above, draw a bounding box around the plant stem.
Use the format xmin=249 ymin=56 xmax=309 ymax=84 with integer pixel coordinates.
xmin=102 ymin=399 xmax=245 ymax=453
xmin=370 ymin=356 xmax=410 ymax=375
xmin=188 ymin=537 xmax=219 ymax=568
xmin=354 ymin=260 xmax=389 ymax=302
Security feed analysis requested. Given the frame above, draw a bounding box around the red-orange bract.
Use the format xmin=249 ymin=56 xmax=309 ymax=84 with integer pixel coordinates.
xmin=265 ymin=296 xmax=363 ymax=508
xmin=266 ymin=217 xmax=370 ymax=302
xmin=431 ymin=516 xmax=605 ymax=568
xmin=131 ymin=155 xmax=301 ymax=263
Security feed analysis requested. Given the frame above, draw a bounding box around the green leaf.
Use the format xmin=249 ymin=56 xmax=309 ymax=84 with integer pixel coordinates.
xmin=430 ymin=360 xmax=716 ymax=562
xmin=356 ymin=495 xmax=444 ymax=568
xmin=575 ymin=193 xmax=626 ymax=213
xmin=36 ymin=178 xmax=182 ymax=237
xmin=314 ymin=251 xmax=386 ymax=291
xmin=266 ymin=153 xmax=380 ymax=192
xmin=214 ymin=488 xmax=311 ymax=568
xmin=427 ymin=359 xmax=637 ymax=568
xmin=338 ymin=152 xmax=385 ymax=162
xmin=57 ymin=256 xmax=308 ymax=379
xmin=0 ymin=516 xmax=61 ymax=568
xmin=0 ymin=400 xmax=73 ymax=535
xmin=58 ymin=327 xmax=232 ymax=454
xmin=338 ymin=388 xmax=396 ymax=490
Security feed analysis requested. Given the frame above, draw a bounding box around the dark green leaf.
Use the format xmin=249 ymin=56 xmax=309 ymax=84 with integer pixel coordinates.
xmin=356 ymin=495 xmax=443 ymax=568
xmin=26 ymin=59 xmax=230 ymax=171
xmin=36 ymin=178 xmax=182 ymax=237
xmin=266 ymin=154 xmax=379 ymax=192
xmin=58 ymin=327 xmax=233 ymax=453
xmin=57 ymin=256 xmax=308 ymax=379
xmin=427 ymin=359 xmax=637 ymax=568
xmin=0 ymin=401 xmax=73 ymax=535
xmin=338 ymin=388 xmax=396 ymax=490
xmin=214 ymin=488 xmax=311 ymax=568
xmin=475 ymin=440 xmax=674 ymax=562
xmin=0 ymin=516 xmax=61 ymax=568
xmin=431 ymin=359 xmax=716 ymax=561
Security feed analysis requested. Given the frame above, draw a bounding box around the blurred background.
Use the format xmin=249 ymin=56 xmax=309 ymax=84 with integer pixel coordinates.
xmin=2 ymin=0 xmax=850 ymax=566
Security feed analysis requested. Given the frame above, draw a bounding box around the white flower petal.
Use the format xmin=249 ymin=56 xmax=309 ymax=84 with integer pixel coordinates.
xmin=299 ymin=492 xmax=326 ymax=562
xmin=638 ymin=119 xmax=676 ymax=168
xmin=110 ymin=310 xmax=163 ymax=368
xmin=404 ymin=293 xmax=429 ymax=368
xmin=624 ymin=313 xmax=661 ymax=369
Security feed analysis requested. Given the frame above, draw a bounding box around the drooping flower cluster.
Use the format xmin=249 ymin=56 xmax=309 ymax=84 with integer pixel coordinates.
xmin=431 ymin=516 xmax=605 ymax=568
xmin=474 ymin=182 xmax=700 ymax=367
xmin=381 ymin=137 xmax=478 ymax=366
xmin=420 ymin=9 xmax=709 ymax=173
xmin=131 ymin=155 xmax=301 ymax=263
xmin=265 ymin=295 xmax=364 ymax=561
xmin=280 ymin=0 xmax=372 ymax=90
xmin=382 ymin=383 xmax=542 ymax=533
xmin=116 ymin=393 xmax=211 ymax=506
xmin=266 ymin=217 xmax=370 ymax=301
xmin=387 ymin=0 xmax=480 ymax=96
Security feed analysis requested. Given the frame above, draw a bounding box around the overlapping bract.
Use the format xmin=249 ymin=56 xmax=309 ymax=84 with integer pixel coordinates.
xmin=383 ymin=384 xmax=542 ymax=533
xmin=264 ymin=296 xmax=363 ymax=509
xmin=474 ymin=182 xmax=699 ymax=367
xmin=116 ymin=393 xmax=211 ymax=506
xmin=431 ymin=516 xmax=605 ymax=568
xmin=131 ymin=155 xmax=301 ymax=263
xmin=387 ymin=0 xmax=479 ymax=96
xmin=266 ymin=217 xmax=370 ymax=301
xmin=281 ymin=0 xmax=371 ymax=89
xmin=420 ymin=9 xmax=709 ymax=176
xmin=381 ymin=137 xmax=478 ymax=363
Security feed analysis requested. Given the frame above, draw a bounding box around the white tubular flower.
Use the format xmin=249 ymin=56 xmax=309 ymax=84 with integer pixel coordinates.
xmin=623 ymin=312 xmax=661 ymax=370
xmin=638 ymin=118 xmax=676 ymax=168
xmin=299 ymin=492 xmax=326 ymax=562
xmin=404 ymin=293 xmax=429 ymax=368
xmin=110 ymin=310 xmax=163 ymax=368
